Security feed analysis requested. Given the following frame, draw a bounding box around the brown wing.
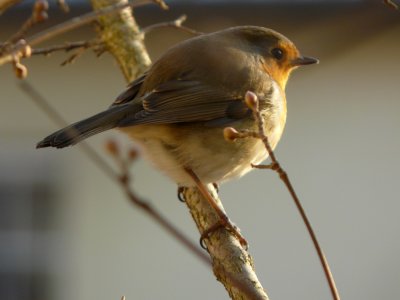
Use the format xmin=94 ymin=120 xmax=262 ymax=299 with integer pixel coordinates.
xmin=117 ymin=79 xmax=251 ymax=127
xmin=111 ymin=73 xmax=147 ymax=106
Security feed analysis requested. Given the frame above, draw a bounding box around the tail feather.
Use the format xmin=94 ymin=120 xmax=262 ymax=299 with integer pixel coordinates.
xmin=37 ymin=105 xmax=130 ymax=149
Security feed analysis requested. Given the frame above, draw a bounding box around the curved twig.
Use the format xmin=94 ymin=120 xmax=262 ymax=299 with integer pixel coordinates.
xmin=142 ymin=14 xmax=203 ymax=35
xmin=0 ymin=0 xmax=163 ymax=66
xmin=225 ymin=91 xmax=341 ymax=300
xmin=19 ymin=81 xmax=211 ymax=266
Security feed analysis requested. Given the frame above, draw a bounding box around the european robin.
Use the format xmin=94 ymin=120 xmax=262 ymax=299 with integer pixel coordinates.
xmin=37 ymin=26 xmax=318 ymax=245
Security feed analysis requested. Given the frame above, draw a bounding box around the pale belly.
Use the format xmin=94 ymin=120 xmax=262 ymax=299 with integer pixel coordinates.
xmin=120 ymin=117 xmax=285 ymax=186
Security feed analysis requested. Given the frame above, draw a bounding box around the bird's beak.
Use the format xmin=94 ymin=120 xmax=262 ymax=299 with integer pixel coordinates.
xmin=291 ymin=56 xmax=319 ymax=66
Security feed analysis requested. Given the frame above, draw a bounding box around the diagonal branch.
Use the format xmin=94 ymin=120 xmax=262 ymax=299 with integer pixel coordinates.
xmin=90 ymin=0 xmax=153 ymax=81
xmin=88 ymin=0 xmax=270 ymax=298
xmin=31 ymin=40 xmax=102 ymax=56
xmin=19 ymin=80 xmax=210 ymax=266
xmin=0 ymin=0 xmax=162 ymax=67
xmin=224 ymin=91 xmax=341 ymax=300
xmin=0 ymin=0 xmax=22 ymax=14
xmin=142 ymin=14 xmax=203 ymax=36
xmin=383 ymin=0 xmax=399 ymax=10
xmin=183 ymin=186 xmax=269 ymax=300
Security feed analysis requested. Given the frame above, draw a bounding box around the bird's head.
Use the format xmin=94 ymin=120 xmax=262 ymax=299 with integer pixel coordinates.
xmin=233 ymin=26 xmax=319 ymax=90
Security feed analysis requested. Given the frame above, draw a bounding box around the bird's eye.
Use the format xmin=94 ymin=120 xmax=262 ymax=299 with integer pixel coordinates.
xmin=271 ymin=48 xmax=284 ymax=60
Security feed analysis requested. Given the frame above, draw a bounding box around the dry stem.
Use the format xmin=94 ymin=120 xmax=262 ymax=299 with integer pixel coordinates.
xmin=88 ymin=0 xmax=270 ymax=298
xmin=20 ymin=81 xmax=210 ymax=265
xmin=383 ymin=0 xmax=399 ymax=10
xmin=0 ymin=0 xmax=159 ymax=67
xmin=12 ymin=1 xmax=273 ymax=298
xmin=91 ymin=0 xmax=153 ymax=81
xmin=142 ymin=14 xmax=203 ymax=36
xmin=225 ymin=91 xmax=341 ymax=300
xmin=183 ymin=186 xmax=269 ymax=300
xmin=0 ymin=0 xmax=22 ymax=14
xmin=31 ymin=40 xmax=102 ymax=56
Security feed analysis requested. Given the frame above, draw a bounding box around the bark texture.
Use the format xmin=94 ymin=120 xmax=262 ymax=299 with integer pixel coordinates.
xmin=91 ymin=0 xmax=151 ymax=82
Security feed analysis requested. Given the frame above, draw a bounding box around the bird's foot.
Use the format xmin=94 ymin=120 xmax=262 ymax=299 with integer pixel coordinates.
xmin=200 ymin=217 xmax=248 ymax=250
xmin=178 ymin=184 xmax=217 ymax=202
xmin=212 ymin=182 xmax=219 ymax=193
xmin=177 ymin=186 xmax=187 ymax=202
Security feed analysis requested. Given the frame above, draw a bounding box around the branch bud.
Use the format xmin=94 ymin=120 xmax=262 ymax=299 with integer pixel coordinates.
xmin=21 ymin=45 xmax=32 ymax=58
xmin=13 ymin=62 xmax=28 ymax=79
xmin=105 ymin=140 xmax=119 ymax=157
xmin=223 ymin=127 xmax=240 ymax=142
xmin=34 ymin=11 xmax=48 ymax=22
xmin=128 ymin=148 xmax=138 ymax=161
xmin=33 ymin=0 xmax=49 ymax=23
xmin=244 ymin=91 xmax=259 ymax=111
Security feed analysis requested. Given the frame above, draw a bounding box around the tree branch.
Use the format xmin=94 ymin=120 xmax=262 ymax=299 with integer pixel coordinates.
xmin=383 ymin=0 xmax=399 ymax=10
xmin=0 ymin=0 xmax=22 ymax=14
xmin=88 ymin=0 xmax=270 ymax=298
xmin=142 ymin=14 xmax=203 ymax=36
xmin=31 ymin=40 xmax=102 ymax=56
xmin=90 ymin=0 xmax=155 ymax=81
xmin=20 ymin=80 xmax=210 ymax=266
xmin=184 ymin=186 xmax=269 ymax=300
xmin=0 ymin=0 xmax=158 ymax=67
xmin=225 ymin=91 xmax=340 ymax=300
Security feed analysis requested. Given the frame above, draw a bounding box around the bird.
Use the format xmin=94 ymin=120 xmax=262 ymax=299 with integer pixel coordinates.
xmin=37 ymin=26 xmax=318 ymax=246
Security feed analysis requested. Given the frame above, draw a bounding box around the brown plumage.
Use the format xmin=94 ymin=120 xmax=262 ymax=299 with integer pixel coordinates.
xmin=37 ymin=26 xmax=318 ymax=186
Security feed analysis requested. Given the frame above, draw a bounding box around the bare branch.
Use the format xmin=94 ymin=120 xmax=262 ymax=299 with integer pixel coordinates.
xmin=31 ymin=40 xmax=102 ymax=56
xmin=91 ymin=0 xmax=151 ymax=81
xmin=30 ymin=40 xmax=106 ymax=66
xmin=105 ymin=139 xmax=211 ymax=265
xmin=142 ymin=14 xmax=203 ymax=36
xmin=0 ymin=0 xmax=160 ymax=67
xmin=225 ymin=91 xmax=341 ymax=300
xmin=59 ymin=47 xmax=87 ymax=65
xmin=183 ymin=186 xmax=269 ymax=300
xmin=7 ymin=0 xmax=49 ymax=45
xmin=19 ymin=81 xmax=210 ymax=266
xmin=0 ymin=0 xmax=22 ymax=14
xmin=57 ymin=0 xmax=70 ymax=13
xmin=87 ymin=1 xmax=270 ymax=297
xmin=383 ymin=0 xmax=399 ymax=10
xmin=12 ymin=1 xmax=272 ymax=297
xmin=153 ymin=0 xmax=168 ymax=10
xmin=0 ymin=0 xmax=49 ymax=57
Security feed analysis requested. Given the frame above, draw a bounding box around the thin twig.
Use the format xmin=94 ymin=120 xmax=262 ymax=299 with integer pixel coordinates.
xmin=226 ymin=91 xmax=341 ymax=300
xmin=142 ymin=14 xmax=203 ymax=36
xmin=0 ymin=0 xmax=162 ymax=66
xmin=20 ymin=81 xmax=116 ymax=179
xmin=59 ymin=47 xmax=87 ymax=65
xmin=57 ymin=0 xmax=70 ymax=13
xmin=106 ymin=140 xmax=211 ymax=265
xmin=26 ymin=0 xmax=152 ymax=46
xmin=0 ymin=0 xmax=22 ymax=14
xmin=19 ymin=81 xmax=210 ymax=265
xmin=31 ymin=40 xmax=106 ymax=66
xmin=5 ymin=0 xmax=49 ymax=45
xmin=153 ymin=0 xmax=168 ymax=10
xmin=0 ymin=0 xmax=49 ymax=60
xmin=183 ymin=186 xmax=269 ymax=300
xmin=32 ymin=40 xmax=101 ymax=55
xmin=383 ymin=0 xmax=399 ymax=10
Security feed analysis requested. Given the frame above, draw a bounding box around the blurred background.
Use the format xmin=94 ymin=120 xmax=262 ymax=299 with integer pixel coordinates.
xmin=1 ymin=0 xmax=400 ymax=299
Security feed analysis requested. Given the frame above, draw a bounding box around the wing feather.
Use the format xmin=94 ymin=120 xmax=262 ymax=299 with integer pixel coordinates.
xmin=118 ymin=79 xmax=250 ymax=126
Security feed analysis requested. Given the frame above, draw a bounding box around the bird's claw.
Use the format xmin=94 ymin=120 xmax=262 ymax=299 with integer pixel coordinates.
xmin=200 ymin=218 xmax=248 ymax=250
xmin=212 ymin=182 xmax=219 ymax=193
xmin=177 ymin=186 xmax=186 ymax=202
